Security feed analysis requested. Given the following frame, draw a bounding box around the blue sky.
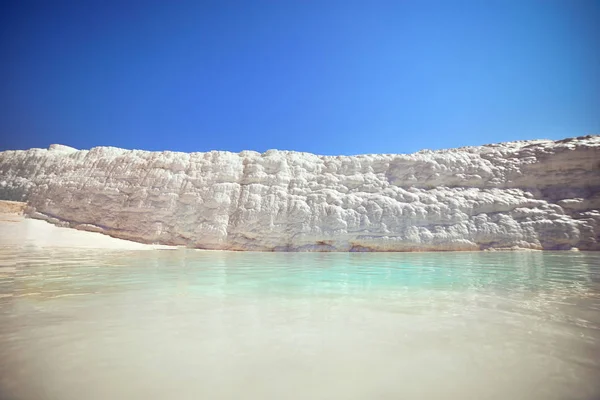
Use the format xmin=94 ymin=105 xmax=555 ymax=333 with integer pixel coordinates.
xmin=0 ymin=0 xmax=598 ymax=155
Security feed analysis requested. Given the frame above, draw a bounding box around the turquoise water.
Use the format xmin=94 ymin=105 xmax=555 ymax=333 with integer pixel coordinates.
xmin=1 ymin=249 xmax=599 ymax=399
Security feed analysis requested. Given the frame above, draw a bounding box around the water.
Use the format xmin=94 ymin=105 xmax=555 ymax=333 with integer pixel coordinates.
xmin=1 ymin=248 xmax=599 ymax=400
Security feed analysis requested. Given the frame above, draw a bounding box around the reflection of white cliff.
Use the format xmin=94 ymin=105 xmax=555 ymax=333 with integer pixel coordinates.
xmin=0 ymin=136 xmax=598 ymax=251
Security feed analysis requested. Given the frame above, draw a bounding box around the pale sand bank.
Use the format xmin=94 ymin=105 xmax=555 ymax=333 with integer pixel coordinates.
xmin=0 ymin=214 xmax=175 ymax=250
xmin=0 ymin=200 xmax=26 ymax=215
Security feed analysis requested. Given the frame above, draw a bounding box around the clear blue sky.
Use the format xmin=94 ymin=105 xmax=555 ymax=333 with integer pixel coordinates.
xmin=1 ymin=0 xmax=598 ymax=155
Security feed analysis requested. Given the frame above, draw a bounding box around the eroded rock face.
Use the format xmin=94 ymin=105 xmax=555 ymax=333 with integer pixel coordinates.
xmin=0 ymin=135 xmax=599 ymax=251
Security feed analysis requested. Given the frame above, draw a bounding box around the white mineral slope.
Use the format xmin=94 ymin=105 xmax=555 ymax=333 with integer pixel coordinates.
xmin=0 ymin=137 xmax=599 ymax=251
xmin=0 ymin=216 xmax=174 ymax=250
xmin=0 ymin=200 xmax=175 ymax=250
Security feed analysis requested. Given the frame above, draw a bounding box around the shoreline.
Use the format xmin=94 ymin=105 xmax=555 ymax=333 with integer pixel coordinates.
xmin=0 ymin=201 xmax=588 ymax=253
xmin=0 ymin=215 xmax=585 ymax=253
xmin=0 ymin=213 xmax=178 ymax=251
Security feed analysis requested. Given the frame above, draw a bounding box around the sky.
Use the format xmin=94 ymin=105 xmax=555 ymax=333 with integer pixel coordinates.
xmin=0 ymin=0 xmax=598 ymax=155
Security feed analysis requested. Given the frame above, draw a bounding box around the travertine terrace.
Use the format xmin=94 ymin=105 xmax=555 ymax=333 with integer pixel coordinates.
xmin=1 ymin=136 xmax=599 ymax=251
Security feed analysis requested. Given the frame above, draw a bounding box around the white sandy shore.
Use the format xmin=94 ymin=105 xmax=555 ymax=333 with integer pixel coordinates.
xmin=0 ymin=214 xmax=175 ymax=250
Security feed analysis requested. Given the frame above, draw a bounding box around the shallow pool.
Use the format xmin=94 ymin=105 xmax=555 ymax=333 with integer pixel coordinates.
xmin=1 ymin=249 xmax=599 ymax=399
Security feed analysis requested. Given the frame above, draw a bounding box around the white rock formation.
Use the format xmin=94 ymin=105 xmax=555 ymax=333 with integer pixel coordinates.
xmin=0 ymin=135 xmax=599 ymax=251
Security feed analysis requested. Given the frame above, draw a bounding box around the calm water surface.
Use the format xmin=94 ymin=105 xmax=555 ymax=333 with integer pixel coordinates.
xmin=0 ymin=248 xmax=599 ymax=400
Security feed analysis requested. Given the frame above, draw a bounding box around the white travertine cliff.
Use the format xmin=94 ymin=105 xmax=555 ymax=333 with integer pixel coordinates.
xmin=0 ymin=136 xmax=599 ymax=251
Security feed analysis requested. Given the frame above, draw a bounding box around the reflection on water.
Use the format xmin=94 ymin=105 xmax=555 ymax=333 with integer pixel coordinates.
xmin=1 ymin=249 xmax=599 ymax=400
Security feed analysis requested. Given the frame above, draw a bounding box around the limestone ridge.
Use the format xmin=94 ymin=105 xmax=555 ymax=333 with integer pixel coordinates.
xmin=0 ymin=135 xmax=598 ymax=251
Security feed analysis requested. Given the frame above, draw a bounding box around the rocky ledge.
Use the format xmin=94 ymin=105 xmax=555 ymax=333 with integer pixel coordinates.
xmin=0 ymin=136 xmax=599 ymax=251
